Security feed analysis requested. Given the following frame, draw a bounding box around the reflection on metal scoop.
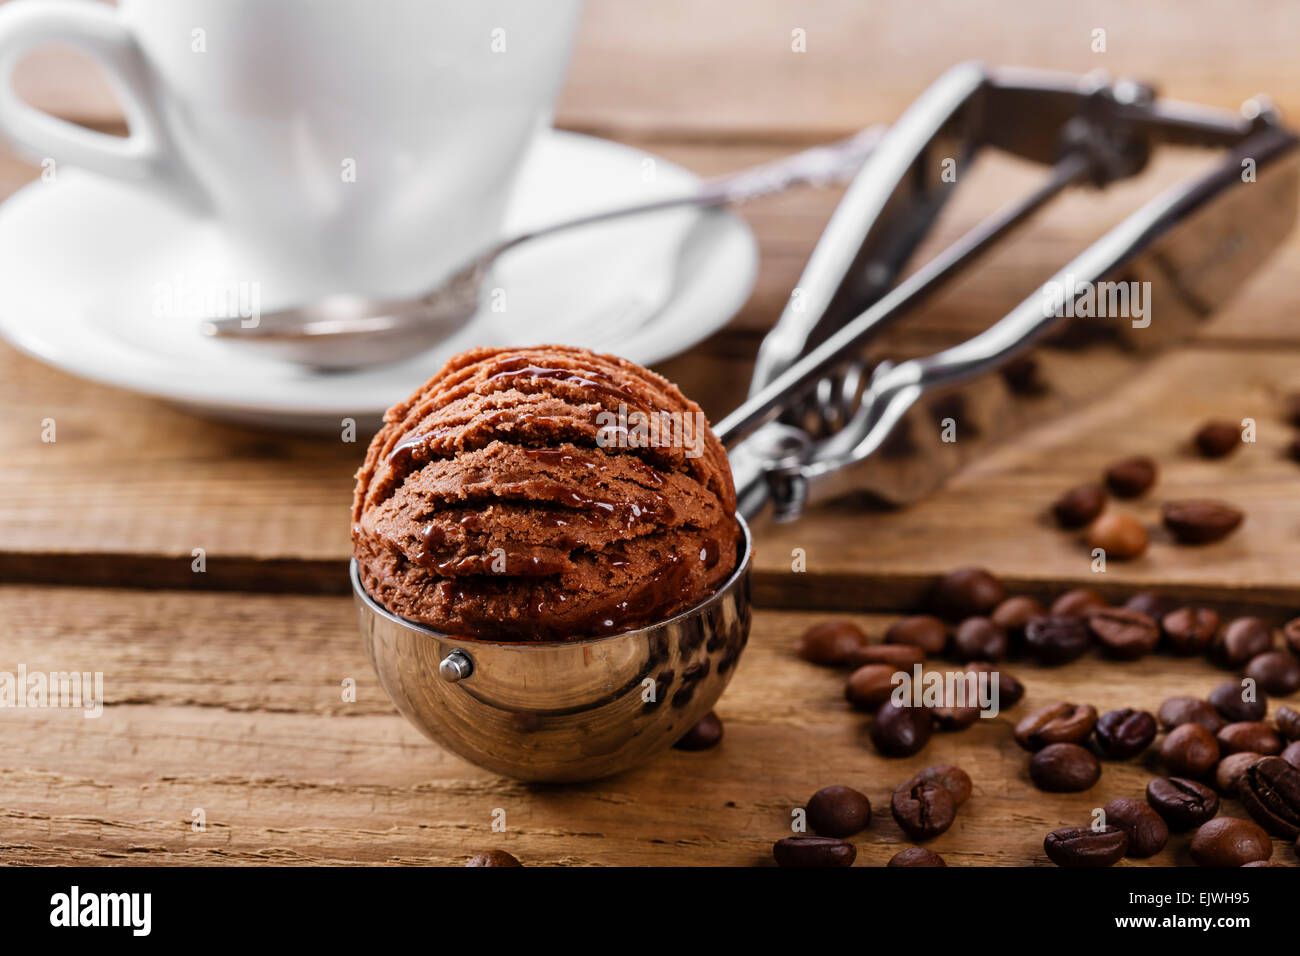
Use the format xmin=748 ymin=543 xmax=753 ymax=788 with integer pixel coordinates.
xmin=200 ymin=129 xmax=884 ymax=371
xmin=353 ymin=519 xmax=753 ymax=783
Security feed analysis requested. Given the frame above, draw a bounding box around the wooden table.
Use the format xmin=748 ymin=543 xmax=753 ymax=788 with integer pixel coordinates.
xmin=2 ymin=0 xmax=1298 ymax=866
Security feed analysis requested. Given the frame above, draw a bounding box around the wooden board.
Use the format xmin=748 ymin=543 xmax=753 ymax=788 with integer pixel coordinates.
xmin=2 ymin=0 xmax=1300 ymax=869
xmin=0 ymin=586 xmax=1293 ymax=866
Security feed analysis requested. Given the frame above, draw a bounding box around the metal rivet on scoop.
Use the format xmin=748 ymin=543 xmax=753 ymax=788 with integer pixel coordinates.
xmin=439 ymin=650 xmax=473 ymax=682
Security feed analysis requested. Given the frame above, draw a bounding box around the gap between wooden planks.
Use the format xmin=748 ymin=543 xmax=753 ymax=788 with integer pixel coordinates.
xmin=0 ymin=585 xmax=1294 ymax=866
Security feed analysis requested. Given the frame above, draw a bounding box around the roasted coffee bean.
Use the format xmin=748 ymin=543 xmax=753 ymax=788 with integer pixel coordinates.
xmin=1194 ymin=420 xmax=1242 ymax=458
xmin=466 ymin=850 xmax=522 ymax=867
xmin=928 ymin=567 xmax=1005 ymax=622
xmin=1030 ymin=743 xmax=1101 ymax=792
xmin=1216 ymin=721 xmax=1282 ymax=756
xmin=1157 ymin=696 xmax=1226 ymax=733
xmin=1051 ymin=589 xmax=1108 ymax=618
xmin=1093 ymin=708 xmax=1157 ymax=760
xmin=1088 ymin=513 xmax=1149 ymax=560
xmin=1043 ymin=826 xmax=1127 ymax=867
xmin=1208 ymin=680 xmax=1268 ymax=722
xmin=1001 ymin=355 xmax=1045 ymax=394
xmin=1146 ymin=777 xmax=1220 ymax=831
xmin=871 ymin=702 xmax=933 ymax=757
xmin=1105 ymin=456 xmax=1157 ymax=498
xmin=884 ymin=615 xmax=948 ymax=655
xmin=1237 ymin=756 xmax=1300 ymax=838
xmin=795 ymin=620 xmax=867 ymax=665
xmin=1163 ymin=499 xmax=1244 ymax=545
xmin=903 ymin=765 xmax=973 ymax=806
xmin=1286 ymin=392 xmax=1300 ymax=427
xmin=1244 ymin=650 xmax=1300 ymax=695
xmin=1285 ymin=617 xmax=1300 ymax=656
xmin=674 ymin=711 xmax=724 ymax=750
xmin=1124 ymin=591 xmax=1168 ymax=620
xmin=806 ymin=785 xmax=872 ymax=837
xmin=931 ymin=705 xmax=981 ymax=731
xmin=891 ymin=779 xmax=956 ymax=840
xmin=1161 ymin=723 xmax=1220 ymax=778
xmin=1214 ymin=752 xmax=1264 ymax=794
xmin=1160 ymin=606 xmax=1219 ymax=656
xmin=1277 ymin=705 xmax=1300 ymax=741
xmin=1283 ymin=740 xmax=1300 ymax=768
xmin=1104 ymin=797 xmax=1169 ymax=857
xmin=1025 ymin=615 xmax=1092 ymax=665
xmin=1189 ymin=817 xmax=1273 ymax=867
xmin=964 ymin=661 xmax=1025 ymax=708
xmin=1088 ymin=607 xmax=1159 ymax=659
xmin=951 ymin=616 xmax=1007 ymax=662
xmin=773 ymin=835 xmax=856 ymax=867
xmin=1053 ymin=484 xmax=1106 ymax=528
xmin=844 ymin=643 xmax=926 ymax=669
xmin=887 ymin=847 xmax=946 ymax=867
xmin=991 ymin=595 xmax=1046 ymax=645
xmin=845 ymin=664 xmax=899 ymax=711
xmin=1212 ymin=617 xmax=1275 ymax=668
xmin=1014 ymin=702 xmax=1098 ymax=751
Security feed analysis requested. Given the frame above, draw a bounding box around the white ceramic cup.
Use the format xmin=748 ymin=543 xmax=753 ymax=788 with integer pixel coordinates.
xmin=0 ymin=0 xmax=581 ymax=299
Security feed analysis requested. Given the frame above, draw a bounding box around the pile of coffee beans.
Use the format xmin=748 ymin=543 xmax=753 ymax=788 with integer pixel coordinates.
xmin=1049 ymin=423 xmax=1252 ymax=556
xmin=789 ymin=564 xmax=1300 ymax=866
xmin=773 ymin=766 xmax=969 ymax=867
xmin=1041 ymin=676 xmax=1300 ymax=866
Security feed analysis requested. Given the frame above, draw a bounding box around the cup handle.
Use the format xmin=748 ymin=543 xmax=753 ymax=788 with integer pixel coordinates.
xmin=0 ymin=0 xmax=195 ymax=199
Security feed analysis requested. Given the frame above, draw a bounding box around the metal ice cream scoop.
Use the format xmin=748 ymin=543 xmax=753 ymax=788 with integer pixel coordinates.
xmin=355 ymin=63 xmax=1299 ymax=782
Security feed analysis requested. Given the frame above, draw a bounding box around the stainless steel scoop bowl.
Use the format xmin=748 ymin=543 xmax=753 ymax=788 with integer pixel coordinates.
xmin=353 ymin=517 xmax=752 ymax=782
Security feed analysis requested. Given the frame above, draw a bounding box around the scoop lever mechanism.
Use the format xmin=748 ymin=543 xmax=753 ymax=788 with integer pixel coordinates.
xmin=718 ymin=62 xmax=1299 ymax=522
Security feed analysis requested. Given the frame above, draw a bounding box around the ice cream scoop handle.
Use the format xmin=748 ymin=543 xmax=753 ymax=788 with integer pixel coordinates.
xmin=498 ymin=127 xmax=885 ymax=254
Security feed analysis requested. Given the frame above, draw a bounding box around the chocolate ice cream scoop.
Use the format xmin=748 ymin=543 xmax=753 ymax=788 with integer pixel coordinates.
xmin=352 ymin=346 xmax=740 ymax=640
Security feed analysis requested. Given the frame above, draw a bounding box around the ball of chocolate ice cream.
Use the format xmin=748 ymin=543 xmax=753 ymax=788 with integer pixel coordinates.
xmin=352 ymin=346 xmax=739 ymax=640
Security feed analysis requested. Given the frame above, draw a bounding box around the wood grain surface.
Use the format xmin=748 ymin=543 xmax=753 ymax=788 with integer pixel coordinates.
xmin=0 ymin=587 xmax=1293 ymax=866
xmin=11 ymin=1 xmax=1300 ymax=142
xmin=1 ymin=0 xmax=1299 ymax=867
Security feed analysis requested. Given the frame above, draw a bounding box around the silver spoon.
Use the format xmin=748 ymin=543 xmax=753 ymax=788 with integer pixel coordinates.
xmin=199 ymin=128 xmax=884 ymax=371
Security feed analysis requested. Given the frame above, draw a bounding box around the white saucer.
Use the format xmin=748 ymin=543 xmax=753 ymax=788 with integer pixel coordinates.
xmin=0 ymin=130 xmax=758 ymax=431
